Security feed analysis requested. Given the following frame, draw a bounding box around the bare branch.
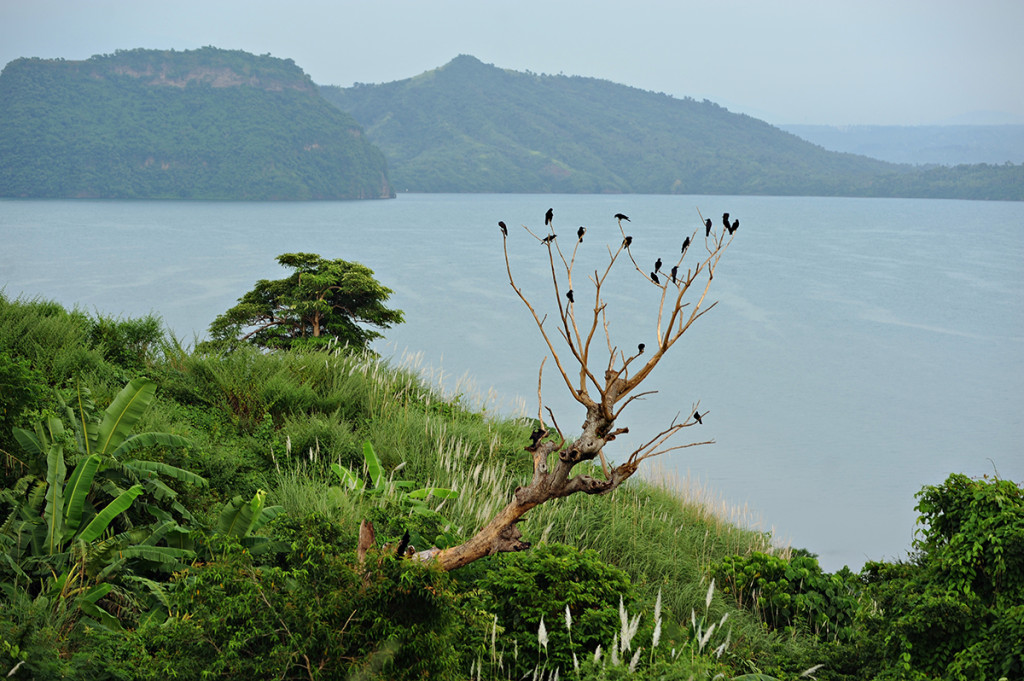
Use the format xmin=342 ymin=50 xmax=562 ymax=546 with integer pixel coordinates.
xmin=425 ymin=206 xmax=738 ymax=571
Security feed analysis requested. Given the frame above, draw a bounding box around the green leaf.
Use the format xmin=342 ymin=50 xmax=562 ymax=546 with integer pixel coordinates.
xmin=78 ymin=583 xmax=122 ymax=631
xmin=330 ymin=463 xmax=364 ymax=491
xmin=113 ymin=432 xmax=193 ymax=459
xmin=363 ymin=441 xmax=384 ymax=489
xmin=63 ymin=454 xmax=101 ymax=533
xmin=78 ymin=484 xmax=144 ymax=543
xmin=43 ymin=444 xmax=67 ymax=555
xmin=407 ymin=487 xmax=459 ymax=500
xmin=92 ymin=377 xmax=156 ymax=456
xmin=126 ymin=459 xmax=208 ymax=487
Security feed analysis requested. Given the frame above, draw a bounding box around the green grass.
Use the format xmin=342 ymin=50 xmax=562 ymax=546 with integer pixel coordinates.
xmin=0 ymin=292 xmax=819 ymax=679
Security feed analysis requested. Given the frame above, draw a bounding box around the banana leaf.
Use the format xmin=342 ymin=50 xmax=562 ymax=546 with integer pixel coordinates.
xmin=127 ymin=458 xmax=208 ymax=487
xmin=62 ymin=454 xmax=101 ymax=535
xmin=114 ymin=432 xmax=193 ymax=460
xmin=78 ymin=582 xmax=122 ymax=631
xmin=363 ymin=441 xmax=384 ymax=489
xmin=78 ymin=484 xmax=143 ymax=543
xmin=92 ymin=377 xmax=156 ymax=456
xmin=43 ymin=444 xmax=67 ymax=555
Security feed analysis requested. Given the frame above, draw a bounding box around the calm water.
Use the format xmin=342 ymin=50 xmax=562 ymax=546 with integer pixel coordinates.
xmin=2 ymin=194 xmax=1022 ymax=572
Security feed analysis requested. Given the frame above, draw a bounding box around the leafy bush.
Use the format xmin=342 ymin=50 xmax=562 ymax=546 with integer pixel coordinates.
xmin=859 ymin=473 xmax=1024 ymax=680
xmin=710 ymin=550 xmax=859 ymax=643
xmin=476 ymin=542 xmax=638 ymax=678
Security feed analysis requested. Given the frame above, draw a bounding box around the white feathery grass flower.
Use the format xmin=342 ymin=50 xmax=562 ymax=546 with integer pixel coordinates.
xmin=651 ymin=619 xmax=662 ymax=649
xmin=654 ymin=589 xmax=662 ymax=623
xmin=801 ymin=664 xmax=825 ymax=678
xmin=698 ymin=623 xmax=716 ymax=651
xmin=538 ymin=616 xmax=549 ymax=652
xmin=593 ymin=645 xmax=602 ymax=664
xmin=611 ymin=633 xmax=619 ymax=666
xmin=705 ymin=578 xmax=715 ymax=610
xmin=565 ymin=604 xmax=572 ymax=632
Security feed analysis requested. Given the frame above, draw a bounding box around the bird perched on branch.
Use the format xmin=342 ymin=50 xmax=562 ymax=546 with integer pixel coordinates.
xmin=670 ymin=264 xmax=678 ymax=284
xmin=682 ymin=236 xmax=691 ymax=253
xmin=693 ymin=411 xmax=703 ymax=425
xmin=530 ymin=427 xmax=546 ymax=447
xmin=577 ymin=226 xmax=586 ymax=242
xmin=499 ymin=221 xmax=508 ymax=237
xmin=614 ymin=213 xmax=630 ymax=222
xmin=728 ymin=219 xmax=739 ymax=234
xmin=722 ymin=213 xmax=730 ymax=231
xmin=566 ymin=289 xmax=574 ymax=303
xmin=650 ymin=271 xmax=660 ymax=285
xmin=623 ymin=235 xmax=633 ymax=248
xmin=545 ymin=208 xmax=554 ymax=226
xmin=542 ymin=234 xmax=557 ymax=245
xmin=638 ymin=343 xmax=645 ymax=354
xmin=705 ymin=219 xmax=712 ymax=237
xmin=655 ymin=257 xmax=662 ymax=273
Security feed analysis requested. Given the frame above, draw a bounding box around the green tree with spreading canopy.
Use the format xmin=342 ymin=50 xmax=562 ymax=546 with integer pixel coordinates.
xmin=205 ymin=253 xmax=403 ymax=352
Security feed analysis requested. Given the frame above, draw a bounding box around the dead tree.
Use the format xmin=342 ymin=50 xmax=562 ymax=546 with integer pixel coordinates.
xmin=418 ymin=209 xmax=736 ymax=571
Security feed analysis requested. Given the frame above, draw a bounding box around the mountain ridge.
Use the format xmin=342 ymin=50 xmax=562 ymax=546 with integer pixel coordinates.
xmin=321 ymin=55 xmax=1022 ymax=200
xmin=0 ymin=47 xmax=394 ymax=200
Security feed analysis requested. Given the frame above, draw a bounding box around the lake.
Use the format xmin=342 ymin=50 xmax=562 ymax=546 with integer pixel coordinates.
xmin=2 ymin=193 xmax=1022 ymax=572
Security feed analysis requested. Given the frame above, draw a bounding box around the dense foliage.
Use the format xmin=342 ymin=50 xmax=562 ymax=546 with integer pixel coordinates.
xmin=204 ymin=252 xmax=404 ymax=353
xmin=321 ymin=55 xmax=1024 ymax=200
xmin=1 ymin=292 xmax=1022 ymax=680
xmin=0 ymin=47 xmax=394 ymax=200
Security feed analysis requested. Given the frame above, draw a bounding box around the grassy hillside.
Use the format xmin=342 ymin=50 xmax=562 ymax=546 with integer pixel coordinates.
xmin=1 ymin=292 xmax=1021 ymax=680
xmin=0 ymin=48 xmax=394 ymax=200
xmin=321 ymin=55 xmax=1024 ymax=200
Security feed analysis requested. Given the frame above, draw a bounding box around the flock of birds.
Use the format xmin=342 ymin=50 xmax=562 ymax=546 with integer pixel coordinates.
xmin=500 ymin=208 xmax=739 ymax=436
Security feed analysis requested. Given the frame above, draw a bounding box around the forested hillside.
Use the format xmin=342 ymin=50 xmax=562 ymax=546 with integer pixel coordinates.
xmin=321 ymin=55 xmax=1024 ymax=200
xmin=0 ymin=48 xmax=394 ymax=200
xmin=2 ymin=291 xmax=1022 ymax=680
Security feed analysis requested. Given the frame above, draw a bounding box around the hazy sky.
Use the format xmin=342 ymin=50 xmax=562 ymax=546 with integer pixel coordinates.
xmin=2 ymin=0 xmax=1022 ymax=125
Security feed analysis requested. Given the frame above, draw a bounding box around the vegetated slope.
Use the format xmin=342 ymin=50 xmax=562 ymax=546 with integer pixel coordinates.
xmin=780 ymin=123 xmax=1024 ymax=165
xmin=321 ymin=55 xmax=1024 ymax=200
xmin=0 ymin=47 xmax=394 ymax=200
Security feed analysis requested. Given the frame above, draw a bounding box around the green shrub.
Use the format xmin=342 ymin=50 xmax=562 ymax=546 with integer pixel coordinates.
xmin=859 ymin=473 xmax=1024 ymax=680
xmin=710 ymin=550 xmax=859 ymax=643
xmin=476 ymin=542 xmax=638 ymax=678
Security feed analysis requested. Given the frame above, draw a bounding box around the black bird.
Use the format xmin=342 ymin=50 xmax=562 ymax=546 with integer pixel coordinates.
xmin=693 ymin=411 xmax=703 ymax=425
xmin=682 ymin=236 xmax=691 ymax=253
xmin=499 ymin=221 xmax=508 ymax=237
xmin=577 ymin=225 xmax=586 ymax=242
xmin=542 ymin=234 xmax=557 ymax=244
xmin=614 ymin=213 xmax=630 ymax=222
xmin=530 ymin=427 xmax=546 ymax=447
xmin=670 ymin=264 xmax=678 ymax=283
xmin=705 ymin=218 xmax=712 ymax=237
xmin=566 ymin=289 xmax=574 ymax=303
xmin=545 ymin=208 xmax=554 ymax=226
xmin=730 ymin=219 xmax=739 ymax=234
xmin=396 ymin=530 xmax=411 ymax=557
xmin=655 ymin=257 xmax=662 ymax=273
xmin=638 ymin=343 xmax=645 ymax=354
xmin=623 ymin=235 xmax=633 ymax=248
xmin=722 ymin=213 xmax=730 ymax=231
xmin=650 ymin=271 xmax=660 ymax=285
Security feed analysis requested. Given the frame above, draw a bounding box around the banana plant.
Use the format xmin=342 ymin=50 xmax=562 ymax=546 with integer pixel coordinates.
xmin=14 ymin=377 xmax=207 ymax=523
xmin=214 ymin=489 xmax=286 ymax=556
xmin=331 ymin=441 xmax=458 ymax=508
xmin=1 ymin=378 xmax=202 ymax=628
xmin=331 ymin=441 xmax=460 ymax=549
